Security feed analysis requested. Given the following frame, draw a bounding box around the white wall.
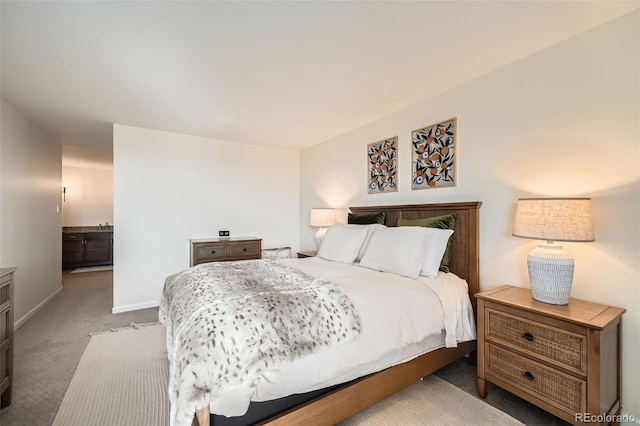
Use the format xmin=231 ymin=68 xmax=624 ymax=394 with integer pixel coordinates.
xmin=113 ymin=124 xmax=300 ymax=313
xmin=0 ymin=99 xmax=63 ymax=327
xmin=300 ymin=11 xmax=639 ymax=419
xmin=62 ymin=165 xmax=114 ymax=226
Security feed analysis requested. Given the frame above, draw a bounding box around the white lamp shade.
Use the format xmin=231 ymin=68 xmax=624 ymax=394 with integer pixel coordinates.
xmin=310 ymin=208 xmax=336 ymax=228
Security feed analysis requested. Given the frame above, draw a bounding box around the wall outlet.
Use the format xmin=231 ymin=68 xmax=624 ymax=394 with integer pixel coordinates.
xmin=219 ymin=230 xmax=230 ymax=237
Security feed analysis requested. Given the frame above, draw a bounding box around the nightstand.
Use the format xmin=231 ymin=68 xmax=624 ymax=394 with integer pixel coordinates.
xmin=297 ymin=251 xmax=317 ymax=258
xmin=476 ymin=285 xmax=625 ymax=425
xmin=190 ymin=238 xmax=262 ymax=266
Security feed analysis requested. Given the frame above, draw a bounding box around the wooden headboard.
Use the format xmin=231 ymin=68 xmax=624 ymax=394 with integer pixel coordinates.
xmin=349 ymin=201 xmax=482 ymax=312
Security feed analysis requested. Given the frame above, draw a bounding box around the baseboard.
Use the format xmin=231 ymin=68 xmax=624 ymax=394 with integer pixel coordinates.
xmin=112 ymin=300 xmax=159 ymax=314
xmin=14 ymin=286 xmax=64 ymax=330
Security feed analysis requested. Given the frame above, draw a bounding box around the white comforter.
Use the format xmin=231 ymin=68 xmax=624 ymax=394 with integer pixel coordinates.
xmin=160 ymin=260 xmax=363 ymax=425
xmin=163 ymin=257 xmax=476 ymax=418
xmin=245 ymin=257 xmax=476 ymax=404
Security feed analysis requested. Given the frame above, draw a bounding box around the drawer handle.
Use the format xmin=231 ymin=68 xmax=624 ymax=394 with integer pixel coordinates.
xmin=522 ymin=371 xmax=535 ymax=381
xmin=242 ymin=248 xmax=247 ymax=252
xmin=522 ymin=332 xmax=535 ymax=342
xmin=211 ymin=250 xmax=216 ymax=254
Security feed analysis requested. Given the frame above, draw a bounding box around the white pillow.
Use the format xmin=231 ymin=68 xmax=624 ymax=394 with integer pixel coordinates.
xmin=359 ymin=227 xmax=431 ymax=279
xmin=336 ymin=223 xmax=386 ymax=261
xmin=317 ymin=226 xmax=368 ymax=264
xmin=418 ymin=227 xmax=455 ymax=278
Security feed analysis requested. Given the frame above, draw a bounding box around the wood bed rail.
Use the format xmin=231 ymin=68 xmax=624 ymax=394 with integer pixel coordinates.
xmin=195 ymin=406 xmax=210 ymax=426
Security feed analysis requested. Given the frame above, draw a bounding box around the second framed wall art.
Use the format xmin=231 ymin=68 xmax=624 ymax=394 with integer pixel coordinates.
xmin=411 ymin=117 xmax=456 ymax=190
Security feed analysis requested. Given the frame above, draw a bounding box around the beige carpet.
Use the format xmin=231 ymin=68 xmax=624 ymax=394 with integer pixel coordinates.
xmin=53 ymin=324 xmax=522 ymax=426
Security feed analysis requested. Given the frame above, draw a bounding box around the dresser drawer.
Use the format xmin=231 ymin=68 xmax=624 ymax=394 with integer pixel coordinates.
xmin=0 ymin=284 xmax=9 ymax=308
xmin=195 ymin=245 xmax=231 ymax=262
xmin=486 ymin=343 xmax=586 ymax=416
xmin=486 ymin=308 xmax=586 ymax=375
xmin=0 ymin=310 xmax=7 ymax=346
xmin=62 ymin=232 xmax=84 ymax=241
xmin=229 ymin=242 xmax=260 ymax=257
xmin=0 ymin=274 xmax=10 ymax=285
xmin=0 ymin=348 xmax=8 ymax=392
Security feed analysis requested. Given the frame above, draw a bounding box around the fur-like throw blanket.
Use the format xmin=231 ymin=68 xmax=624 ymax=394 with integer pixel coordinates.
xmin=159 ymin=260 xmax=362 ymax=426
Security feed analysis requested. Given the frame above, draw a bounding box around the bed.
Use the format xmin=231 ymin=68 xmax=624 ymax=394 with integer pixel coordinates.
xmin=163 ymin=201 xmax=481 ymax=426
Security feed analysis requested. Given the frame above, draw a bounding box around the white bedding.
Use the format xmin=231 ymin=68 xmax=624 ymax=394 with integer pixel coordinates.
xmin=241 ymin=257 xmax=476 ymax=405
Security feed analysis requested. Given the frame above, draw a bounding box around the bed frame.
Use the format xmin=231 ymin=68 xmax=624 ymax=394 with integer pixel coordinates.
xmin=196 ymin=201 xmax=482 ymax=426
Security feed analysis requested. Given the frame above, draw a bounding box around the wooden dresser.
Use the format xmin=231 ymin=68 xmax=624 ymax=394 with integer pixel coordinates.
xmin=0 ymin=267 xmax=16 ymax=408
xmin=190 ymin=238 xmax=262 ymax=266
xmin=476 ymin=285 xmax=625 ymax=425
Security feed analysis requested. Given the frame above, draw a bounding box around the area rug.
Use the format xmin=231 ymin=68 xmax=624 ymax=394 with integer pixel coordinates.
xmin=340 ymin=375 xmax=524 ymax=425
xmin=53 ymin=323 xmax=522 ymax=426
xmin=52 ymin=323 xmax=169 ymax=426
xmin=70 ymin=265 xmax=113 ymax=273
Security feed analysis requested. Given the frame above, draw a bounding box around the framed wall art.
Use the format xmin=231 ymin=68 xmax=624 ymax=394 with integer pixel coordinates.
xmin=367 ymin=136 xmax=398 ymax=194
xmin=411 ymin=117 xmax=456 ymax=190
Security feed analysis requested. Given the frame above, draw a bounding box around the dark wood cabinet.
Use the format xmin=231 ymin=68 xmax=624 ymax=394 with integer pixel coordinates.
xmin=0 ymin=268 xmax=15 ymax=408
xmin=84 ymin=232 xmax=112 ymax=263
xmin=62 ymin=232 xmax=113 ymax=269
xmin=62 ymin=233 xmax=84 ymax=265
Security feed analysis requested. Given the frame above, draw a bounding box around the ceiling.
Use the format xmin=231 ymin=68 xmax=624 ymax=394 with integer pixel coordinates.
xmin=2 ymin=1 xmax=638 ymax=166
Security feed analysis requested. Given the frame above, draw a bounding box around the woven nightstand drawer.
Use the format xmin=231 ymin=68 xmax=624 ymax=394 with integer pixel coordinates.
xmin=486 ymin=343 xmax=586 ymax=415
xmin=486 ymin=308 xmax=586 ymax=375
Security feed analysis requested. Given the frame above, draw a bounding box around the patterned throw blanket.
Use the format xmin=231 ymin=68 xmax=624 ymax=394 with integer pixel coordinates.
xmin=159 ymin=260 xmax=362 ymax=426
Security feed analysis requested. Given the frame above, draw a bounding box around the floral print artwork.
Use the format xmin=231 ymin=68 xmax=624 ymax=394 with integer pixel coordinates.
xmin=412 ymin=118 xmax=456 ymax=189
xmin=367 ymin=136 xmax=398 ymax=194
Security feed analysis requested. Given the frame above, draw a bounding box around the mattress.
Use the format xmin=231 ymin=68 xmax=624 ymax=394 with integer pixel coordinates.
xmin=221 ymin=257 xmax=476 ymax=409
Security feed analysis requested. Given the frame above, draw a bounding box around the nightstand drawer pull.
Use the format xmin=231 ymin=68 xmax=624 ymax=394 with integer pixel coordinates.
xmin=522 ymin=371 xmax=535 ymax=381
xmin=522 ymin=332 xmax=534 ymax=342
xmin=242 ymin=248 xmax=247 ymax=252
xmin=211 ymin=250 xmax=216 ymax=254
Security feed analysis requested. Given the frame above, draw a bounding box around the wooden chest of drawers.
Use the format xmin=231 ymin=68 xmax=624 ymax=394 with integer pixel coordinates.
xmin=190 ymin=238 xmax=262 ymax=266
xmin=476 ymin=286 xmax=625 ymax=425
xmin=0 ymin=268 xmax=16 ymax=408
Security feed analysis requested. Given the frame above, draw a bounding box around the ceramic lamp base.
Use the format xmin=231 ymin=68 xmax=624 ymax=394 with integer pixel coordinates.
xmin=527 ymin=242 xmax=574 ymax=305
xmin=315 ymin=227 xmax=328 ymax=250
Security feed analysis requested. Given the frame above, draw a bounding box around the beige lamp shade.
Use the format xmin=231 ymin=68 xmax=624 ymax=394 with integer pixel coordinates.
xmin=310 ymin=208 xmax=336 ymax=228
xmin=513 ymin=198 xmax=595 ymax=243
xmin=310 ymin=208 xmax=336 ymax=250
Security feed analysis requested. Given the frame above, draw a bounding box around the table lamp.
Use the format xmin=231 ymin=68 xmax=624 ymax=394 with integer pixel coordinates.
xmin=512 ymin=198 xmax=594 ymax=305
xmin=310 ymin=208 xmax=336 ymax=249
